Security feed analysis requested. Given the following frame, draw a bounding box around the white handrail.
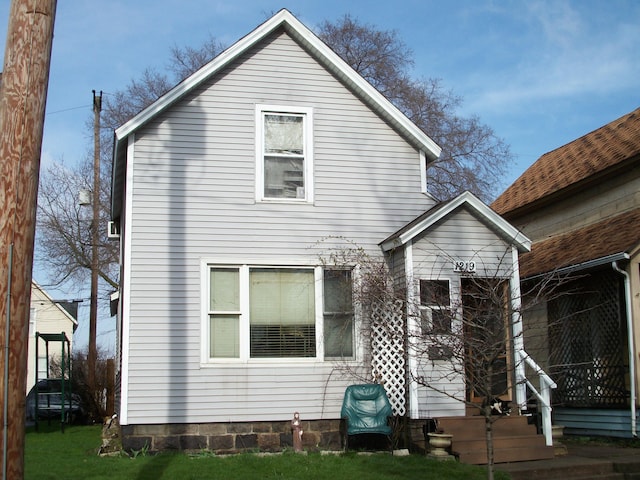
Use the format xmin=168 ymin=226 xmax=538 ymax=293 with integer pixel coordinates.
xmin=517 ymin=350 xmax=557 ymax=446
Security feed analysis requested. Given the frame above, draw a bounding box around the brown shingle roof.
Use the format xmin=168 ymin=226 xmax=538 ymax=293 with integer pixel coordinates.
xmin=493 ymin=107 xmax=640 ymax=216
xmin=519 ymin=207 xmax=640 ymax=278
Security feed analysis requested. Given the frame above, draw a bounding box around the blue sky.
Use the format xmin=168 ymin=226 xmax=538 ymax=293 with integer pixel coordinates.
xmin=1 ymin=0 xmax=639 ymax=352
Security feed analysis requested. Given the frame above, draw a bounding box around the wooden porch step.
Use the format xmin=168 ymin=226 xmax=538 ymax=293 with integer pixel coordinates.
xmin=499 ymin=457 xmax=625 ymax=480
xmin=434 ymin=415 xmax=554 ymax=464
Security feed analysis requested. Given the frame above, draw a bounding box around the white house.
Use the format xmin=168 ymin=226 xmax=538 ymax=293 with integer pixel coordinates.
xmin=27 ymin=282 xmax=78 ymax=393
xmin=110 ymin=10 xmax=540 ymax=457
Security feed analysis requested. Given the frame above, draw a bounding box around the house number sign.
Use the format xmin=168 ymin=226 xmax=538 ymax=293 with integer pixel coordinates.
xmin=453 ymin=260 xmax=476 ymax=273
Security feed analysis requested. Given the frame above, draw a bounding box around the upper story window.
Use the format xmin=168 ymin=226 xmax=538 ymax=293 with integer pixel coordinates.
xmin=256 ymin=105 xmax=313 ymax=203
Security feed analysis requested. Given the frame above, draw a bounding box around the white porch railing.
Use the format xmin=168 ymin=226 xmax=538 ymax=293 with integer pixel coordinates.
xmin=516 ymin=350 xmax=557 ymax=446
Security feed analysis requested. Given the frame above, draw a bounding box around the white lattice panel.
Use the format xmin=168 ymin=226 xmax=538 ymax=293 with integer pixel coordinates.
xmin=370 ymin=300 xmax=406 ymax=415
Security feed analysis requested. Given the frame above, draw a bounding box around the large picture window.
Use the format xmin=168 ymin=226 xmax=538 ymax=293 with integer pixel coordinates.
xmin=250 ymin=268 xmax=315 ymax=358
xmin=256 ymin=106 xmax=313 ymax=202
xmin=206 ymin=264 xmax=354 ymax=361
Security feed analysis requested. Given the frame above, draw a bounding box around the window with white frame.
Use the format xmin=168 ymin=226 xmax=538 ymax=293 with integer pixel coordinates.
xmin=206 ymin=265 xmax=354 ymax=360
xmin=256 ymin=106 xmax=313 ymax=202
xmin=250 ymin=268 xmax=315 ymax=358
xmin=323 ymin=269 xmax=354 ymax=358
xmin=419 ymin=279 xmax=451 ymax=334
xmin=209 ymin=268 xmax=241 ymax=358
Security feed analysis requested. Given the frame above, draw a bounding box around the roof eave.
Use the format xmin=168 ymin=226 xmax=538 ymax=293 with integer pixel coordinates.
xmin=381 ymin=191 xmax=531 ymax=253
xmin=112 ymin=9 xmax=442 ymax=165
xmin=523 ymin=252 xmax=630 ymax=281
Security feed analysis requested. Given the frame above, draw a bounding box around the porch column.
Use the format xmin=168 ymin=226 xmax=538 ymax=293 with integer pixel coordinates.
xmin=404 ymin=240 xmax=420 ymax=418
xmin=510 ymin=246 xmax=527 ymax=411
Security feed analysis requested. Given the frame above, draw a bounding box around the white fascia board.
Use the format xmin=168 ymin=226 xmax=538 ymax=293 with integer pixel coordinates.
xmin=115 ymin=12 xmax=286 ymax=141
xmin=458 ymin=192 xmax=531 ymax=252
xmin=113 ymin=9 xmax=441 ymax=163
xmin=382 ymin=191 xmax=531 ymax=253
xmin=31 ymin=281 xmax=78 ymax=327
xmin=284 ymin=19 xmax=442 ymax=160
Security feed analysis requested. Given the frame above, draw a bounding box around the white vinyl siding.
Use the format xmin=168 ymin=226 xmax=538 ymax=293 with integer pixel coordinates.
xmin=27 ymin=284 xmax=76 ymax=394
xmin=408 ymin=208 xmax=515 ymax=418
xmin=122 ymin=30 xmax=435 ymax=424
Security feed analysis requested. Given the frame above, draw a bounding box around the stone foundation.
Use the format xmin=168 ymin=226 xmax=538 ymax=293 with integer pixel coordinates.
xmin=120 ymin=417 xmax=432 ymax=455
xmin=121 ymin=419 xmax=342 ymax=454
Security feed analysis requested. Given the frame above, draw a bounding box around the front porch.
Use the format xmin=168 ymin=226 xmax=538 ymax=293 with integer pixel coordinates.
xmin=418 ymin=415 xmax=554 ymax=464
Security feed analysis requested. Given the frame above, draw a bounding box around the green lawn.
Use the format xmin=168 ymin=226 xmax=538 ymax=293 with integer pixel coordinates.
xmin=25 ymin=425 xmax=509 ymax=480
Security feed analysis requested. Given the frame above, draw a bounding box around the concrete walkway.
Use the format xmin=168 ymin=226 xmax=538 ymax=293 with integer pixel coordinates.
xmin=496 ymin=443 xmax=640 ymax=479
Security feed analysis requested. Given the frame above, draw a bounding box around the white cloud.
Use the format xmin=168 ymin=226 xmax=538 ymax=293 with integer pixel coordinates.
xmin=464 ymin=2 xmax=640 ymax=113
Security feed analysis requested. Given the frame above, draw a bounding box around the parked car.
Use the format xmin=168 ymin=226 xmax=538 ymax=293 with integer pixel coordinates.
xmin=25 ymin=379 xmax=86 ymax=423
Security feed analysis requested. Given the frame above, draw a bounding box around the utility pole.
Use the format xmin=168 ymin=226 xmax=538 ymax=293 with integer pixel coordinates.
xmin=0 ymin=1 xmax=57 ymax=479
xmin=88 ymin=90 xmax=102 ymax=401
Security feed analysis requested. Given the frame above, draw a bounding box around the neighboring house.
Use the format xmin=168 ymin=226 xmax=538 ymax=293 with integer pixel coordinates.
xmin=27 ymin=282 xmax=78 ymax=393
xmin=110 ymin=10 xmax=537 ymax=455
xmin=492 ymin=107 xmax=640 ymax=437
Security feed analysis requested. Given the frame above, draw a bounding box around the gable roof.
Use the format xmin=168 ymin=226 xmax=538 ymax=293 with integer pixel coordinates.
xmin=492 ymin=107 xmax=640 ymax=217
xmin=31 ymin=281 xmax=79 ymax=328
xmin=380 ymin=191 xmax=531 ymax=252
xmin=111 ymin=10 xmax=441 ymax=218
xmin=519 ymin=207 xmax=640 ymax=278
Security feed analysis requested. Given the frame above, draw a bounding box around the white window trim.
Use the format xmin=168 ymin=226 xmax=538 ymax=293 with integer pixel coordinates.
xmin=418 ymin=278 xmax=452 ymax=334
xmin=420 ymin=150 xmax=428 ymax=194
xmin=29 ymin=308 xmax=37 ymax=337
xmin=321 ymin=268 xmax=356 ymax=360
xmin=255 ymin=104 xmax=314 ymax=204
xmin=201 ymin=261 xmax=358 ymax=365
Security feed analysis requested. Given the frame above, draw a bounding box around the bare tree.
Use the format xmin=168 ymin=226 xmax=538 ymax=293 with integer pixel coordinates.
xmin=49 ymin=347 xmax=114 ymax=422
xmin=410 ymin=273 xmax=513 ymax=480
xmin=38 ymin=11 xmax=512 ymax=292
xmin=313 ymin=237 xmax=569 ymax=479
xmin=36 ymin=159 xmax=118 ymax=293
xmin=102 ymin=34 xmax=225 ymax=133
xmin=318 ymin=15 xmax=512 ymax=202
xmin=36 ymin=37 xmax=226 ymax=291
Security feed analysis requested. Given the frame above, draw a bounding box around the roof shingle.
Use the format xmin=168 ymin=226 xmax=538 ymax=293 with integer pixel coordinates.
xmin=493 ymin=107 xmax=640 ymax=216
xmin=519 ymin=207 xmax=640 ymax=278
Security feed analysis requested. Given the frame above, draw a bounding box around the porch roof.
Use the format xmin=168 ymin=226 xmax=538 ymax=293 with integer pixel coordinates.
xmin=519 ymin=207 xmax=640 ymax=278
xmin=379 ymin=191 xmax=531 ymax=253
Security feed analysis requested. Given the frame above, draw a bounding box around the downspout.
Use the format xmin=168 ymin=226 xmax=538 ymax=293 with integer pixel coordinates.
xmin=612 ymin=260 xmax=637 ymax=437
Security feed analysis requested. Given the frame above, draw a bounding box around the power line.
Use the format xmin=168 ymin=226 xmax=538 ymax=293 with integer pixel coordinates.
xmin=46 ymin=104 xmax=91 ymax=115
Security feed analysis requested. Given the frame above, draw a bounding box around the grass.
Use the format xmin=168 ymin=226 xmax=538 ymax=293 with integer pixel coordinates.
xmin=24 ymin=424 xmax=511 ymax=480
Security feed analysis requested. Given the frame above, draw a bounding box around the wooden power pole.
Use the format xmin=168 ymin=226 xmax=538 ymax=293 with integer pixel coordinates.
xmin=88 ymin=90 xmax=101 ymax=399
xmin=0 ymin=1 xmax=57 ymax=479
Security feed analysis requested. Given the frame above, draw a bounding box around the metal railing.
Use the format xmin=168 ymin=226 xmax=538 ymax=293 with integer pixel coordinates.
xmin=517 ymin=350 xmax=557 ymax=446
